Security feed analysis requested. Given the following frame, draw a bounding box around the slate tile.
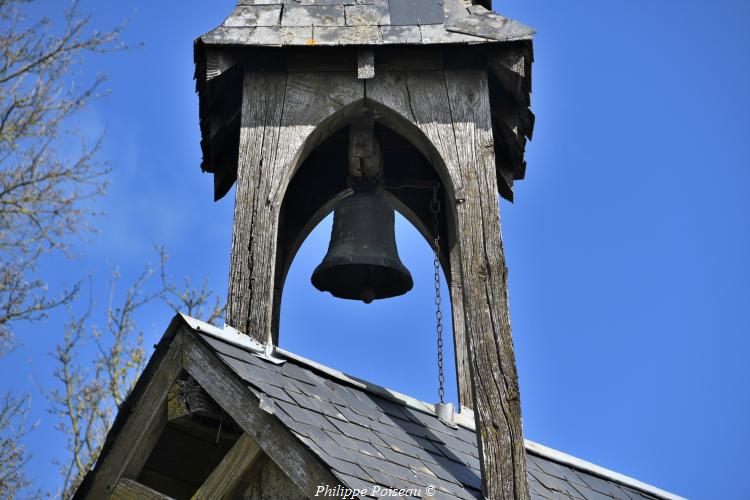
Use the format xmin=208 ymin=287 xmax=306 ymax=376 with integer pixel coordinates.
xmin=275 ymin=400 xmax=337 ymax=430
xmin=255 ymin=380 xmax=298 ymax=404
xmin=427 ymin=454 xmax=481 ymax=490
xmin=453 ymin=426 xmax=479 ymax=446
xmin=297 ymin=0 xmax=349 ymax=5
xmin=327 ymin=416 xmax=381 ymax=442
xmin=372 ymin=442 xmax=410 ymax=464
xmin=292 ymin=378 xmax=350 ymax=408
xmin=282 ymin=5 xmax=346 ymax=27
xmin=314 ymin=25 xmax=382 ymax=45
xmin=327 ymin=456 xmax=374 ymax=482
xmin=614 ymin=485 xmax=653 ymax=500
xmin=530 ymin=470 xmax=586 ymax=499
xmin=380 ymin=25 xmax=422 ymax=44
xmin=388 ymin=0 xmax=444 ymax=26
xmin=401 ymin=408 xmax=448 ymax=432
xmin=358 ymin=454 xmax=420 ymax=483
xmin=373 ymin=397 xmax=417 ymax=421
xmin=442 ymin=448 xmax=479 ymax=473
xmin=224 ymin=5 xmax=282 ymax=27
xmin=286 ymin=389 xmax=349 ymax=421
xmin=409 ymin=468 xmax=473 ymax=500
xmin=426 ymin=429 xmax=478 ymax=459
xmin=526 ymin=455 xmax=544 ymax=473
xmin=287 ymin=420 xmax=337 ymax=444
xmin=577 ymin=471 xmax=628 ymax=498
xmin=218 ymin=353 xmax=289 ymax=388
xmin=336 ymin=437 xmax=388 ymax=461
xmin=338 ymin=386 xmax=383 ymax=415
xmin=531 ymin=454 xmax=578 ymax=481
xmin=420 ymin=24 xmax=479 ymax=44
xmin=200 ymin=334 xmax=256 ymax=363
xmin=383 ymin=436 xmax=438 ymax=464
xmin=410 ymin=435 xmax=447 ymax=456
xmin=345 ymin=4 xmax=390 ymax=26
xmin=334 ymin=472 xmax=380 ymax=499
xmin=358 ymin=465 xmax=404 ymax=491
xmin=527 ymin=476 xmax=555 ymax=500
xmin=280 ymin=361 xmax=318 ymax=386
xmin=359 ymin=465 xmax=421 ymax=495
xmin=340 ymin=406 xmax=377 ymax=428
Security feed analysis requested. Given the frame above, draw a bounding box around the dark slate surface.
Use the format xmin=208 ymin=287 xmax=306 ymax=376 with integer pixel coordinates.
xmin=199 ymin=0 xmax=534 ymax=47
xmin=197 ymin=331 xmax=665 ymax=499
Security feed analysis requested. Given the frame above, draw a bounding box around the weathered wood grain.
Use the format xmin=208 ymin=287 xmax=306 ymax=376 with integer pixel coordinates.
xmin=182 ymin=334 xmax=345 ymax=498
xmin=111 ymin=478 xmax=173 ymax=500
xmin=167 ymin=377 xmax=220 ymax=422
xmin=192 ymin=433 xmax=262 ymax=500
xmin=446 ymin=205 xmax=473 ymax=410
xmin=445 ymin=69 xmax=529 ymax=500
xmin=226 ymin=71 xmax=287 ymax=344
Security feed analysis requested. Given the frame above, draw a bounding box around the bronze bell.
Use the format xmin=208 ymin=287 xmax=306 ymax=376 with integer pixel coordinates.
xmin=311 ymin=190 xmax=413 ymax=303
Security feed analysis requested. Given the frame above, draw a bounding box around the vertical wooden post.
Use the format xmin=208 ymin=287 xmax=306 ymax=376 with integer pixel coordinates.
xmin=226 ymin=71 xmax=286 ymax=343
xmin=447 ymin=207 xmax=474 ymax=410
xmin=445 ymin=70 xmax=529 ymax=500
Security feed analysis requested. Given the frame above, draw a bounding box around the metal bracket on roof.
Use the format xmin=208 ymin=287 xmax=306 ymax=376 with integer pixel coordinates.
xmin=180 ymin=314 xmax=286 ymax=364
xmin=221 ymin=323 xmax=286 ymax=365
xmin=434 ymin=402 xmax=459 ymax=429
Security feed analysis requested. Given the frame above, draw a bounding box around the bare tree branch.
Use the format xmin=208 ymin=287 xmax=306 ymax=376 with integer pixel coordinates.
xmin=49 ymin=249 xmax=225 ymax=497
xmin=0 ymin=0 xmax=127 ymax=353
xmin=0 ymin=392 xmax=37 ymax=498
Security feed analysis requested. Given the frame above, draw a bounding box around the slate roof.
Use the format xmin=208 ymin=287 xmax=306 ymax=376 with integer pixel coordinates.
xmin=189 ymin=317 xmax=683 ymax=500
xmin=199 ymin=0 xmax=535 ymax=48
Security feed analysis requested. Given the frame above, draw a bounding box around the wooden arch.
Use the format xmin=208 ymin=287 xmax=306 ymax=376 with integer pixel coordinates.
xmin=226 ymin=66 xmax=528 ymax=499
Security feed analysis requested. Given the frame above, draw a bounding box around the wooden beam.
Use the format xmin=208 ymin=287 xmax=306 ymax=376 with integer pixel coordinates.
xmin=111 ymin=478 xmax=173 ymax=500
xmin=446 ymin=205 xmax=473 ymax=410
xmin=445 ymin=69 xmax=529 ymax=500
xmin=82 ymin=333 xmax=184 ymax=499
xmin=181 ymin=334 xmax=346 ymax=498
xmin=192 ymin=434 xmax=262 ymax=500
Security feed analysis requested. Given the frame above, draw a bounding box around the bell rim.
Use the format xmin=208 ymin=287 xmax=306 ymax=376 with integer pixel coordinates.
xmin=311 ymin=258 xmax=414 ymax=300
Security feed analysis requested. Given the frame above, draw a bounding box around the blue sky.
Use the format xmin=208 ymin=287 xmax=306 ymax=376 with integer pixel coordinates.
xmin=2 ymin=1 xmax=749 ymax=498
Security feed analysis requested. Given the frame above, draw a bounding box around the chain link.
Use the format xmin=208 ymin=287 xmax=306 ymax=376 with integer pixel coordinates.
xmin=431 ymin=182 xmax=445 ymax=404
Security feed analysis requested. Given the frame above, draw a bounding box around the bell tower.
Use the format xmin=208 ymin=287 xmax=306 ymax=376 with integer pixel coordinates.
xmin=194 ymin=1 xmax=535 ymax=497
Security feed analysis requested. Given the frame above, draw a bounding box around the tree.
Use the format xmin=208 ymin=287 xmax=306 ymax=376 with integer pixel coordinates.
xmin=0 ymin=1 xmax=128 ymax=495
xmin=0 ymin=0 xmax=124 ymax=353
xmin=0 ymin=393 xmax=35 ymax=498
xmin=50 ymin=249 xmax=224 ymax=498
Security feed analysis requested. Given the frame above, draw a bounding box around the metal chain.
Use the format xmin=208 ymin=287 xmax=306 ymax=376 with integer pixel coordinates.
xmin=431 ymin=182 xmax=445 ymax=404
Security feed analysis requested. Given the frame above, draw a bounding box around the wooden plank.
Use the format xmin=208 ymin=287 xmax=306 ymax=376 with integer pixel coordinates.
xmin=121 ymin=399 xmax=167 ymax=480
xmin=83 ymin=334 xmax=184 ymax=499
xmin=444 ymin=69 xmax=529 ymax=500
xmin=226 ymin=71 xmax=287 ymax=344
xmin=182 ymin=334 xmax=345 ymax=498
xmin=110 ymin=478 xmax=173 ymax=500
xmin=446 ymin=205 xmax=473 ymax=411
xmin=192 ymin=434 xmax=262 ymax=500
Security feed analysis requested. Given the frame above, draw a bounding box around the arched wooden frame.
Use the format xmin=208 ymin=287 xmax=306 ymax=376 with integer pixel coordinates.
xmin=270 ymin=120 xmax=465 ymax=401
xmin=227 ymin=67 xmax=528 ymax=498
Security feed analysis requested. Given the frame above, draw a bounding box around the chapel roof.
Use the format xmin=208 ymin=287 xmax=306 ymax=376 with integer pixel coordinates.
xmin=77 ymin=315 xmax=684 ymax=500
xmin=199 ymin=0 xmax=534 ymax=48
